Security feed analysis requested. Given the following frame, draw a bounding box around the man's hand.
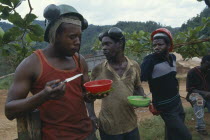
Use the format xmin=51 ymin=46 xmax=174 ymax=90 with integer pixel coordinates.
xmin=142 ymin=94 xmax=147 ymax=98
xmin=44 ymin=79 xmax=66 ymax=100
xmin=143 ymin=92 xmax=151 ymax=98
xmin=88 ymin=92 xmax=109 ymax=99
xmin=84 ymin=91 xmax=110 ymax=103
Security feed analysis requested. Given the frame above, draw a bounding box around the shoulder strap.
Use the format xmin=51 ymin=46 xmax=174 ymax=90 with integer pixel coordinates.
xmin=33 ymin=49 xmax=47 ymax=65
xmin=33 ymin=49 xmax=45 ymax=82
xmin=73 ymin=53 xmax=84 ymax=73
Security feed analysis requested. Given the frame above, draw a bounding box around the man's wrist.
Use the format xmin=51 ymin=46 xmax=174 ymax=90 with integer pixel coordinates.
xmin=40 ymin=89 xmax=50 ymax=101
xmin=84 ymin=93 xmax=96 ymax=103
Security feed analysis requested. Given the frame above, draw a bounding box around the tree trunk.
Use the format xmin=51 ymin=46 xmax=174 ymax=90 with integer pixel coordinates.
xmin=16 ymin=109 xmax=41 ymax=140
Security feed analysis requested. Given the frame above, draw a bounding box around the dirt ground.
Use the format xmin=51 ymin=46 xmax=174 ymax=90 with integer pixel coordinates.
xmin=0 ymin=90 xmax=17 ymax=140
xmin=0 ymin=81 xmax=208 ymax=140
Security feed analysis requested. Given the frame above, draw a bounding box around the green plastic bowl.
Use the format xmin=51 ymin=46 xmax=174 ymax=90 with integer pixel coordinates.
xmin=127 ymin=96 xmax=151 ymax=107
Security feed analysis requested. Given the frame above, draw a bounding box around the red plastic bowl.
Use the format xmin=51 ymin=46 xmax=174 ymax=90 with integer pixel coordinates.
xmin=84 ymin=79 xmax=113 ymax=94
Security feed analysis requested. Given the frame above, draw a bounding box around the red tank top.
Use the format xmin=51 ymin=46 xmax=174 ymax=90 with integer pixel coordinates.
xmin=31 ymin=50 xmax=92 ymax=140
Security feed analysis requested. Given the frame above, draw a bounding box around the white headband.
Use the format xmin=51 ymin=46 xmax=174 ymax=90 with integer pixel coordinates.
xmin=153 ymin=33 xmax=169 ymax=39
xmin=48 ymin=17 xmax=81 ymax=44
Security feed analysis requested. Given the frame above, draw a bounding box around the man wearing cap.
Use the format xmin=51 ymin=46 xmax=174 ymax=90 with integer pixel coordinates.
xmin=5 ymin=4 xmax=99 ymax=140
xmin=141 ymin=28 xmax=192 ymax=140
xmin=186 ymin=55 xmax=210 ymax=136
xmin=90 ymin=27 xmax=145 ymax=140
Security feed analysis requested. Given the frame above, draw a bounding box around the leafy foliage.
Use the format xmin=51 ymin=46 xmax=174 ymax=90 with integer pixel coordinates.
xmin=85 ymin=21 xmax=178 ymax=56
xmin=126 ymin=16 xmax=210 ymax=60
xmin=124 ymin=31 xmax=152 ymax=63
xmin=174 ymin=17 xmax=210 ymax=59
xmin=0 ymin=1 xmax=209 ymax=77
xmin=0 ymin=0 xmax=44 ymax=69
xmin=93 ymin=8 xmax=210 ymax=62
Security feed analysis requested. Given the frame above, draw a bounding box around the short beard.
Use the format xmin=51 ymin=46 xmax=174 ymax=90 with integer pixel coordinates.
xmin=155 ymin=48 xmax=168 ymax=59
xmin=106 ymin=55 xmax=114 ymax=61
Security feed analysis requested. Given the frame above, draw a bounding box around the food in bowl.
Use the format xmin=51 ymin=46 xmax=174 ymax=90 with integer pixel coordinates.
xmin=84 ymin=79 xmax=113 ymax=94
xmin=127 ymin=96 xmax=151 ymax=107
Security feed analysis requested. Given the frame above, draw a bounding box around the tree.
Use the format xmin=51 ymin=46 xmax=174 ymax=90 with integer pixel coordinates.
xmin=92 ymin=17 xmax=210 ymax=62
xmin=0 ymin=0 xmax=44 ymax=69
xmin=197 ymin=0 xmax=210 ymax=7
xmin=174 ymin=17 xmax=210 ymax=59
xmin=124 ymin=16 xmax=210 ymax=61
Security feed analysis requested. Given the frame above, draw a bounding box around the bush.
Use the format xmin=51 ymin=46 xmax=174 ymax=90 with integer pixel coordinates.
xmin=0 ymin=75 xmax=14 ymax=90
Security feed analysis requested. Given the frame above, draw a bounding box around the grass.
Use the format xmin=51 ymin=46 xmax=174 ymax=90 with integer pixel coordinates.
xmin=185 ymin=108 xmax=210 ymax=140
xmin=0 ymin=75 xmax=14 ymax=90
xmin=138 ymin=107 xmax=209 ymax=140
xmin=95 ymin=107 xmax=210 ymax=140
xmin=184 ymin=108 xmax=202 ymax=140
xmin=139 ymin=115 xmax=165 ymax=140
xmin=94 ymin=107 xmax=205 ymax=140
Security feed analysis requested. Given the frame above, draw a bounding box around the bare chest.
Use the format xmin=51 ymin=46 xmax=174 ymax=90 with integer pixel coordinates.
xmin=47 ymin=57 xmax=77 ymax=71
xmin=110 ymin=62 xmax=128 ymax=77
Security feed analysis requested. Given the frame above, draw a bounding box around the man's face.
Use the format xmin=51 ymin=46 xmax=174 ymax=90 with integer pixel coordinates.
xmin=152 ymin=39 xmax=168 ymax=55
xmin=55 ymin=23 xmax=81 ymax=56
xmin=101 ymin=36 xmax=121 ymax=60
xmin=201 ymin=61 xmax=210 ymax=72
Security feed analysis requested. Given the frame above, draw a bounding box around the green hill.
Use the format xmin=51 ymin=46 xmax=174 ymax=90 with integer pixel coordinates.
xmin=180 ymin=8 xmax=210 ymax=36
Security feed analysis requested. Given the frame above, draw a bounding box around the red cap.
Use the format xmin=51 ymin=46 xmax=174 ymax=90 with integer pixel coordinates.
xmin=151 ymin=28 xmax=173 ymax=52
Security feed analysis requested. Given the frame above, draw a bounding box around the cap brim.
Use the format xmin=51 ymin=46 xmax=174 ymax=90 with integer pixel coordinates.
xmin=151 ymin=30 xmax=173 ymax=52
xmin=44 ymin=12 xmax=87 ymax=42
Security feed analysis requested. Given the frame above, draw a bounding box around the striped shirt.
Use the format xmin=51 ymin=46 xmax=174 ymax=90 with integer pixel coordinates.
xmin=141 ymin=53 xmax=180 ymax=110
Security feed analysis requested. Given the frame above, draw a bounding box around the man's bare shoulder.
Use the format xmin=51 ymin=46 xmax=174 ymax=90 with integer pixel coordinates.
xmin=15 ymin=52 xmax=41 ymax=80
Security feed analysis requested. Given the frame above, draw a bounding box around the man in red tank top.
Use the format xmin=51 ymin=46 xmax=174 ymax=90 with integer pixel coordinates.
xmin=5 ymin=4 xmax=102 ymax=140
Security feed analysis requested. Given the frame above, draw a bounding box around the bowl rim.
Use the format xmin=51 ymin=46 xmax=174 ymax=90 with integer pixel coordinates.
xmin=127 ymin=96 xmax=150 ymax=101
xmin=84 ymin=79 xmax=113 ymax=87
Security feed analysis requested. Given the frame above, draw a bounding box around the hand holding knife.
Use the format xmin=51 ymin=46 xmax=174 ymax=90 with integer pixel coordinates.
xmin=51 ymin=73 xmax=83 ymax=88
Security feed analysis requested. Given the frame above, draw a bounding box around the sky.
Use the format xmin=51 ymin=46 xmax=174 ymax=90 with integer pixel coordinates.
xmin=15 ymin=0 xmax=207 ymax=28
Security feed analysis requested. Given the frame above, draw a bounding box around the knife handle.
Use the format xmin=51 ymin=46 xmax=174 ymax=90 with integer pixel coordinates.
xmin=51 ymin=81 xmax=64 ymax=88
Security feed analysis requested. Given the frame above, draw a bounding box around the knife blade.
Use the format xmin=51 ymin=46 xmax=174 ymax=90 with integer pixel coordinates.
xmin=63 ymin=73 xmax=83 ymax=83
xmin=51 ymin=73 xmax=83 ymax=88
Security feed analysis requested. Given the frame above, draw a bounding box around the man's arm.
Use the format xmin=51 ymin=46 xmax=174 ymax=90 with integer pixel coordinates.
xmin=5 ymin=54 xmax=66 ymax=120
xmin=79 ymin=54 xmax=96 ymax=102
xmin=79 ymin=55 xmax=97 ymax=118
xmin=186 ymin=69 xmax=210 ymax=99
xmin=79 ymin=55 xmax=99 ymax=130
xmin=133 ymin=62 xmax=145 ymax=96
xmin=133 ymin=86 xmax=145 ymax=96
xmin=140 ymin=55 xmax=154 ymax=82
